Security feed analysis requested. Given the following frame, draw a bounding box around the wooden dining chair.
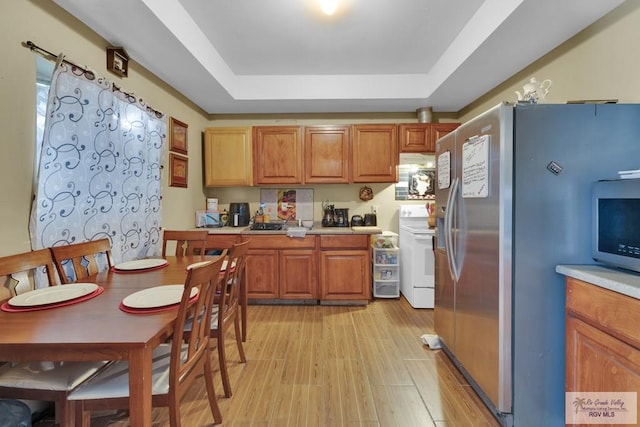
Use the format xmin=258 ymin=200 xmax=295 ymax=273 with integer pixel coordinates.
xmin=51 ymin=238 xmax=114 ymax=284
xmin=0 ymin=249 xmax=107 ymax=426
xmin=0 ymin=248 xmax=58 ymax=299
xmin=162 ymin=229 xmax=209 ymax=257
xmin=203 ymin=236 xmax=249 ymax=343
xmin=212 ymin=240 xmax=249 ymax=398
xmin=69 ymin=252 xmax=227 ymax=427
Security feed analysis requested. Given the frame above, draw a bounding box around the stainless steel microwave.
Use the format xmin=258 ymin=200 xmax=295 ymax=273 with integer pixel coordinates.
xmin=592 ymin=178 xmax=640 ymax=273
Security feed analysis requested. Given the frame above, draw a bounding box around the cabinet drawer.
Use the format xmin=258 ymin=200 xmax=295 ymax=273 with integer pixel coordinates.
xmin=566 ymin=277 xmax=640 ymax=348
xmin=373 ymin=281 xmax=400 ymax=298
xmin=320 ymin=234 xmax=369 ymax=249
xmin=372 ymin=248 xmax=399 ymax=265
xmin=242 ymin=234 xmax=316 ymax=249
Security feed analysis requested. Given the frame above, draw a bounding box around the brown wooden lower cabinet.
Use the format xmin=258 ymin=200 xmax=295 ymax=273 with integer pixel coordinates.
xmin=280 ymin=249 xmax=317 ymax=299
xmin=243 ymin=235 xmax=318 ymax=300
xmin=239 ymin=233 xmax=371 ymax=301
xmin=245 ymin=248 xmax=279 ymax=299
xmin=565 ymin=277 xmax=640 ymax=415
xmin=319 ymin=235 xmax=371 ymax=301
xmin=319 ymin=250 xmax=370 ymax=300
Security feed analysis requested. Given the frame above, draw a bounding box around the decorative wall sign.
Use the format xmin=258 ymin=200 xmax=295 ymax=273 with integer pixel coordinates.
xmin=169 ymin=153 xmax=188 ymax=188
xmin=169 ymin=117 xmax=188 ymax=154
xmin=396 ymin=153 xmax=436 ymax=200
xmin=106 ymin=46 xmax=129 ymax=77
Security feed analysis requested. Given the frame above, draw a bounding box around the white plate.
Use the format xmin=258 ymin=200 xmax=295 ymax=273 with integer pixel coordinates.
xmin=122 ymin=285 xmax=198 ymax=309
xmin=114 ymin=258 xmax=168 ymax=271
xmin=186 ymin=260 xmax=235 ymax=271
xmin=9 ymin=283 xmax=98 ymax=307
xmin=186 ymin=260 xmax=212 ymax=270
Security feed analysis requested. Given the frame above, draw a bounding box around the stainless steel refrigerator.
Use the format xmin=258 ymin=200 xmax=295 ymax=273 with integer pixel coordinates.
xmin=434 ymin=102 xmax=640 ymax=426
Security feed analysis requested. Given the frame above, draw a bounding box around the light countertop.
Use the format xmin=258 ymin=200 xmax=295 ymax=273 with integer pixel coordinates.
xmin=197 ymin=223 xmax=382 ymax=236
xmin=556 ymin=264 xmax=640 ymax=300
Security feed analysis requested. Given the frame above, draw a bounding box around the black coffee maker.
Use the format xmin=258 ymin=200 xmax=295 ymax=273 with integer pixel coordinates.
xmin=334 ymin=208 xmax=349 ymax=227
xmin=322 ymin=202 xmax=335 ymax=227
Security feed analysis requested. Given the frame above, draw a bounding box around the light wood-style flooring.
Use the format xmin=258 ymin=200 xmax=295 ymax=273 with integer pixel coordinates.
xmin=37 ymin=297 xmax=500 ymax=426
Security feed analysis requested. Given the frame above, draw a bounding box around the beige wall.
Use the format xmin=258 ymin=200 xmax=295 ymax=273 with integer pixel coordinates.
xmin=0 ymin=1 xmax=210 ymax=256
xmin=1 ymin=1 xmax=639 ymax=254
xmin=459 ymin=0 xmax=640 ymax=122
xmin=204 ymin=114 xmax=435 ymax=234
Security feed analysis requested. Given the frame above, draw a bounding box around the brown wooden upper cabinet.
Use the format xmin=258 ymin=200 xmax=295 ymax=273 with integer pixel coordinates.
xmin=304 ymin=125 xmax=350 ymax=184
xmin=352 ymin=124 xmax=398 ymax=183
xmin=203 ymin=127 xmax=253 ymax=187
xmin=399 ymin=123 xmax=460 ymax=153
xmin=253 ymin=126 xmax=304 ymax=185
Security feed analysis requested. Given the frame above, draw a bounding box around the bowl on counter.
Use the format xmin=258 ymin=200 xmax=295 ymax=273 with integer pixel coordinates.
xmin=302 ymin=220 xmax=314 ymax=229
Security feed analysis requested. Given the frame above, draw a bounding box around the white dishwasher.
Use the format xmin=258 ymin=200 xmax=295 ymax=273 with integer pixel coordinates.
xmin=399 ymin=205 xmax=435 ymax=308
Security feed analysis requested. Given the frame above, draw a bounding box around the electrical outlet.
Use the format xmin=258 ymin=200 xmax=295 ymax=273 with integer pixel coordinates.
xmin=371 ymin=205 xmax=378 ymax=214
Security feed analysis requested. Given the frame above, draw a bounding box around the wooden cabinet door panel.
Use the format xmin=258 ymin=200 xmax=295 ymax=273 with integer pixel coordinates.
xmin=352 ymin=124 xmax=398 ymax=183
xmin=320 ymin=250 xmax=370 ymax=300
xmin=304 ymin=126 xmax=350 ymax=183
xmin=246 ymin=249 xmax=278 ymax=299
xmin=566 ymin=277 xmax=640 ymax=348
xmin=253 ymin=126 xmax=303 ymax=184
xmin=399 ymin=123 xmax=460 ymax=153
xmin=203 ymin=127 xmax=252 ymax=186
xmin=280 ymin=250 xmax=318 ymax=299
xmin=399 ymin=123 xmax=431 ymax=153
xmin=566 ymin=316 xmax=640 ymax=394
xmin=430 ymin=123 xmax=460 ymax=145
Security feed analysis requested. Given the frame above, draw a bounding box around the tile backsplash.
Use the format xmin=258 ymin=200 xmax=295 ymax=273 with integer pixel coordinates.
xmin=260 ymin=188 xmax=314 ymax=221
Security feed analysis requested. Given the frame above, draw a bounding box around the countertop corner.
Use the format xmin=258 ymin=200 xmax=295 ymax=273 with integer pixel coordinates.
xmin=556 ymin=264 xmax=640 ymax=300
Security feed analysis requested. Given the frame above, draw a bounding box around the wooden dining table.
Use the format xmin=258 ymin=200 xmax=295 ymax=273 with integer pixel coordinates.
xmin=0 ymin=255 xmax=218 ymax=427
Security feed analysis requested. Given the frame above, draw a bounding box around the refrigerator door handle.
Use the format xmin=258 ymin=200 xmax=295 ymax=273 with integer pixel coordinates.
xmin=444 ymin=177 xmax=460 ymax=281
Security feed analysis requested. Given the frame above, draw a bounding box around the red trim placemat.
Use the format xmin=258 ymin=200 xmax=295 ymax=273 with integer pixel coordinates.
xmin=1 ymin=287 xmax=104 ymax=313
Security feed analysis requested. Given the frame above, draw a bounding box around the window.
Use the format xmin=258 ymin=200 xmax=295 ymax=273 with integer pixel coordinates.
xmin=35 ymin=56 xmax=54 ymax=179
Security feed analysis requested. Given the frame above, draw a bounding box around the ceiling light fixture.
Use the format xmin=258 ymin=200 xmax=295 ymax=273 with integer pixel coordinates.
xmin=320 ymin=0 xmax=338 ymax=15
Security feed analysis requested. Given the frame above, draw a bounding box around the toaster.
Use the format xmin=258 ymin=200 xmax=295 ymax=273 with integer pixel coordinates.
xmin=364 ymin=213 xmax=377 ymax=226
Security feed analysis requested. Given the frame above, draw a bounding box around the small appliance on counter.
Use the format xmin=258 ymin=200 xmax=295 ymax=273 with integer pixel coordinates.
xmin=195 ymin=210 xmax=223 ymax=228
xmin=334 ymin=208 xmax=349 ymax=227
xmin=350 ymin=215 xmax=364 ymax=226
xmin=364 ymin=213 xmax=377 ymax=226
xmin=322 ymin=202 xmax=335 ymax=227
xmin=229 ymin=202 xmax=250 ymax=227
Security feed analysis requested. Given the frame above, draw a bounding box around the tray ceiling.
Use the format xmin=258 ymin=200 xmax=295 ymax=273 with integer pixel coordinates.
xmin=52 ymin=0 xmax=625 ymax=114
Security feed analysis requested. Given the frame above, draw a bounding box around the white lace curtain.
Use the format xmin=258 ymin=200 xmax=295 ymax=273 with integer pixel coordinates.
xmin=29 ymin=60 xmax=166 ymax=267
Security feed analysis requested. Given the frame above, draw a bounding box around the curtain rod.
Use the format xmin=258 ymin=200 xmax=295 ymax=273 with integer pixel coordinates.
xmin=23 ymin=40 xmax=164 ymax=118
